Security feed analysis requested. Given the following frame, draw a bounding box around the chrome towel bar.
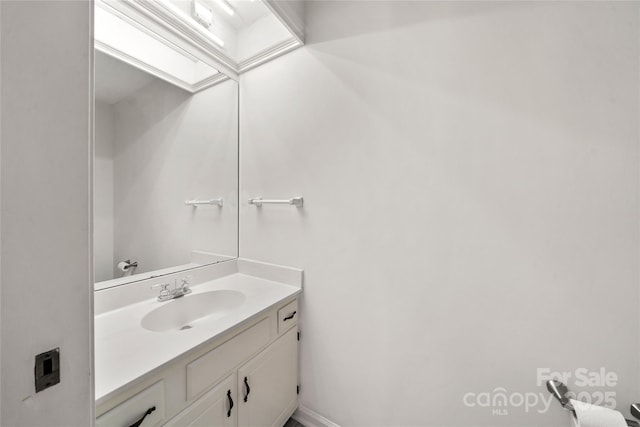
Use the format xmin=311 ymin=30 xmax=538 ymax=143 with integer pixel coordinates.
xmin=184 ymin=198 xmax=223 ymax=207
xmin=248 ymin=197 xmax=303 ymax=207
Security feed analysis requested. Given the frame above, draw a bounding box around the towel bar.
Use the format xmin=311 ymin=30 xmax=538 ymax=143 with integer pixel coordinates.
xmin=184 ymin=198 xmax=223 ymax=207
xmin=248 ymin=197 xmax=303 ymax=207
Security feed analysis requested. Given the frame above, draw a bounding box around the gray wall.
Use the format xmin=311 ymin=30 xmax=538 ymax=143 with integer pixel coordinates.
xmin=95 ymin=101 xmax=115 ymax=283
xmin=239 ymin=2 xmax=640 ymax=426
xmin=112 ymin=78 xmax=239 ymax=276
xmin=1 ymin=1 xmax=93 ymax=425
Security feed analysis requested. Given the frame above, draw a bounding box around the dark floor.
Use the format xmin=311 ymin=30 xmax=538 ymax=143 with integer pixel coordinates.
xmin=284 ymin=418 xmax=305 ymax=427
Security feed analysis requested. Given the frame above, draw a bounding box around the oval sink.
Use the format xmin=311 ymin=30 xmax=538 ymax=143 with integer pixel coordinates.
xmin=141 ymin=290 xmax=246 ymax=332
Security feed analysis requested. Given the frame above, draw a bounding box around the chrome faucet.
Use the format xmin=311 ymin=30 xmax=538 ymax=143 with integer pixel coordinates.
xmin=175 ymin=277 xmax=192 ymax=298
xmin=151 ymin=277 xmax=192 ymax=302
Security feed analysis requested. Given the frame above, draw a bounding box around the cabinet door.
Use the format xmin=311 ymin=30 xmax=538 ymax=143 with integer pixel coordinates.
xmin=237 ymin=327 xmax=298 ymax=427
xmin=164 ymin=375 xmax=237 ymax=427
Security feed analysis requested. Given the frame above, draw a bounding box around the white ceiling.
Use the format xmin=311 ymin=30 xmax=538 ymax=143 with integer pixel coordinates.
xmin=225 ymin=0 xmax=271 ymax=29
xmin=168 ymin=0 xmax=270 ymax=31
xmin=95 ymin=51 xmax=157 ymax=104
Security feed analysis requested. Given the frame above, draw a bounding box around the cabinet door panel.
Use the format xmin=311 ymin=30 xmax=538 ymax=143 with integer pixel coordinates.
xmin=237 ymin=328 xmax=298 ymax=427
xmin=187 ymin=318 xmax=270 ymax=400
xmin=164 ymin=375 xmax=236 ymax=427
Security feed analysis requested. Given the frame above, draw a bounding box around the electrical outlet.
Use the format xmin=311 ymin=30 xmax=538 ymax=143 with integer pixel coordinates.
xmin=34 ymin=348 xmax=60 ymax=393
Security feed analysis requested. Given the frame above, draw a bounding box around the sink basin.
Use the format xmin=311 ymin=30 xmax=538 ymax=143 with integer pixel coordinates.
xmin=141 ymin=290 xmax=246 ymax=332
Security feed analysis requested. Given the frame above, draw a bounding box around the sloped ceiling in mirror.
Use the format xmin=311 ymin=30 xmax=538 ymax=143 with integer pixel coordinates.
xmin=95 ymin=51 xmax=157 ymax=104
xmin=95 ymin=0 xmax=304 ymax=92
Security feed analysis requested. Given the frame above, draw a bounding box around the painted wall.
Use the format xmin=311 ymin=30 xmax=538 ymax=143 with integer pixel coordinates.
xmin=267 ymin=0 xmax=304 ymax=40
xmin=239 ymin=2 xmax=640 ymax=426
xmin=0 ymin=1 xmax=93 ymax=426
xmin=95 ymin=101 xmax=115 ymax=283
xmin=112 ymin=78 xmax=238 ymax=277
xmin=237 ymin=12 xmax=292 ymax=63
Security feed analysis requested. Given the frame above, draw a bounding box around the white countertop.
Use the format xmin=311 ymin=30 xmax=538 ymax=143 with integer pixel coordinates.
xmin=94 ymin=273 xmax=301 ymax=405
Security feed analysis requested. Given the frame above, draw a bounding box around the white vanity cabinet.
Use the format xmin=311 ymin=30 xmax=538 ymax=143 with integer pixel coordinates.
xmin=237 ymin=327 xmax=298 ymax=427
xmin=96 ymin=297 xmax=299 ymax=427
xmin=164 ymin=375 xmax=237 ymax=427
xmin=166 ymin=328 xmax=298 ymax=427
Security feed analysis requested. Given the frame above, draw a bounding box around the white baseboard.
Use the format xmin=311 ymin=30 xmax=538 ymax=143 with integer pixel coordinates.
xmin=292 ymin=405 xmax=341 ymax=427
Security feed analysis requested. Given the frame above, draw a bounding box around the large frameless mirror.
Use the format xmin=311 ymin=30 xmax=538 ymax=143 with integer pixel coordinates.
xmin=93 ymin=0 xmax=302 ymax=289
xmin=94 ymin=0 xmax=240 ymax=289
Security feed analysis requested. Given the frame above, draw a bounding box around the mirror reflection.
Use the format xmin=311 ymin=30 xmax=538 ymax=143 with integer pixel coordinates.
xmin=165 ymin=0 xmax=296 ymax=64
xmin=93 ymin=51 xmax=238 ymax=286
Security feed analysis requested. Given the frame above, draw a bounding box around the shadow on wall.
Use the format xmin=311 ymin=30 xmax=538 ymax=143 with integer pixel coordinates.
xmin=239 ymin=1 xmax=640 ymax=426
xmin=305 ymin=1 xmax=532 ymax=44
xmin=304 ymin=1 xmax=639 ymax=147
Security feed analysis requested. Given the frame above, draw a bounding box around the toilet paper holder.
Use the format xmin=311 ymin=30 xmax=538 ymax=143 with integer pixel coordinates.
xmin=547 ymin=379 xmax=640 ymax=426
xmin=118 ymin=259 xmax=138 ymax=272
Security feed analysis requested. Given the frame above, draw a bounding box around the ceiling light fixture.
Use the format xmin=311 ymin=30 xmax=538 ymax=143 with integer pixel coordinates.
xmin=192 ymin=0 xmax=213 ymax=27
xmin=157 ymin=0 xmax=225 ymax=47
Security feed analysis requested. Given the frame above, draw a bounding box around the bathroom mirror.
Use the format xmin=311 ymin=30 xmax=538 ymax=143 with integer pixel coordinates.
xmin=94 ymin=52 xmax=238 ymax=287
xmin=93 ymin=13 xmax=239 ymax=288
xmin=93 ymin=0 xmax=302 ymax=288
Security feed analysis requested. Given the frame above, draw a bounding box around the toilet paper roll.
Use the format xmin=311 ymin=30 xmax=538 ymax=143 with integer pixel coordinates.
xmin=117 ymin=261 xmax=131 ymax=272
xmin=570 ymin=399 xmax=627 ymax=427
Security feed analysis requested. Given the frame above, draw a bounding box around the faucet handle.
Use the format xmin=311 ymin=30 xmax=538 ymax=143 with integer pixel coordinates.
xmin=151 ymin=283 xmax=170 ymax=295
xmin=180 ymin=275 xmax=193 ymax=288
xmin=179 ymin=276 xmax=193 ymax=295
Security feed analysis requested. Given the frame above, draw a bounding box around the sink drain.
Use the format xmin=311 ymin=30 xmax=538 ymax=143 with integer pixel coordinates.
xmin=179 ymin=325 xmax=193 ymax=331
